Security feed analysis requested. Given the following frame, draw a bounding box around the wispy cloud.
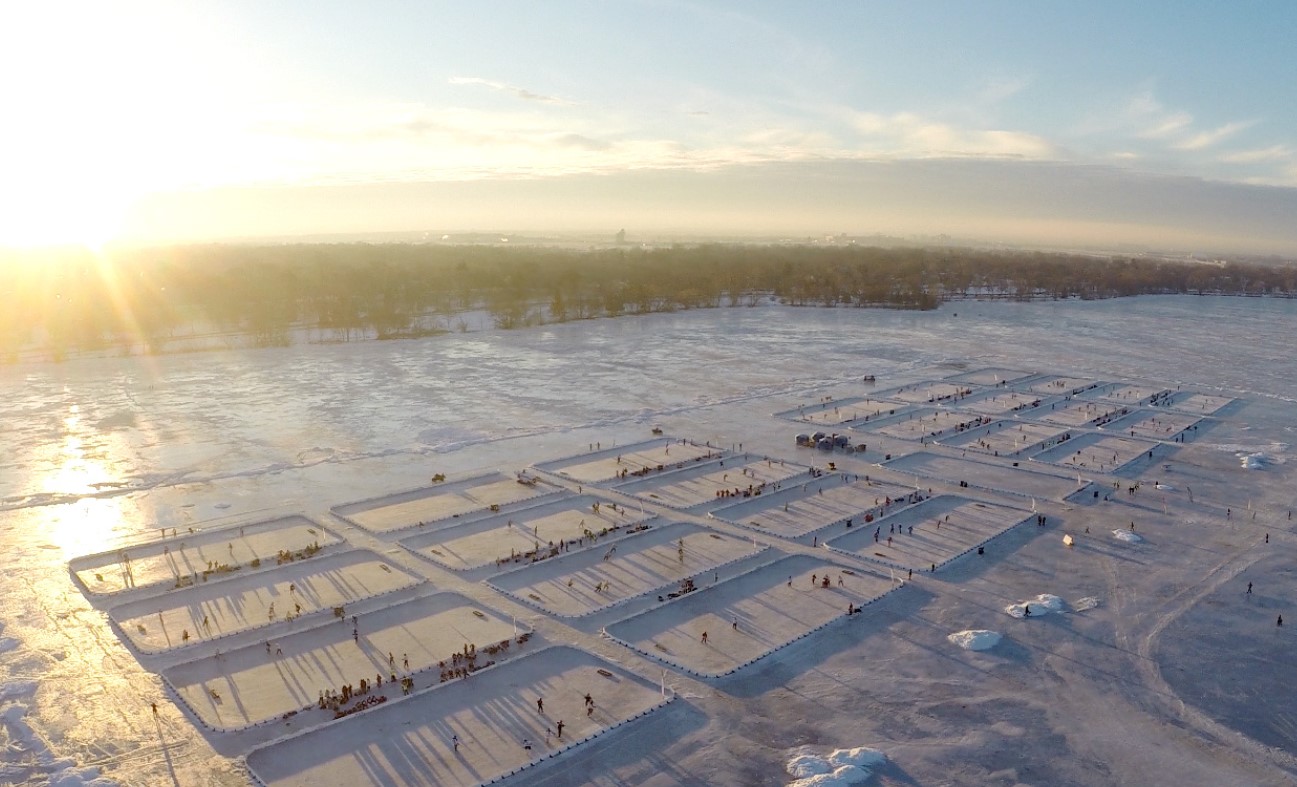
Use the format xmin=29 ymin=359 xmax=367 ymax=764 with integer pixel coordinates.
xmin=976 ymin=75 xmax=1031 ymax=105
xmin=852 ymin=112 xmax=1054 ymax=159
xmin=1122 ymin=88 xmax=1199 ymax=141
xmin=447 ymin=77 xmax=575 ymax=106
xmin=1220 ymin=145 xmax=1291 ymax=164
xmin=1174 ymin=120 xmax=1255 ymax=150
xmin=1137 ymin=112 xmax=1193 ymax=139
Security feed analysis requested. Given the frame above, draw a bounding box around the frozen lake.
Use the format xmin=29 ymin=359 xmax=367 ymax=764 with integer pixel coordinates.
xmin=3 ymin=295 xmax=1297 ymax=786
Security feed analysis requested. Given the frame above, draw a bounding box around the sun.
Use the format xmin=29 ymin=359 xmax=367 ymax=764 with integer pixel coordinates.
xmin=0 ymin=182 xmax=128 ymax=251
xmin=0 ymin=3 xmax=268 ymax=251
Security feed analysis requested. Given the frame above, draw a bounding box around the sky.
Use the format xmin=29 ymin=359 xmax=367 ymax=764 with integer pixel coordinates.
xmin=3 ymin=1 xmax=1297 ymax=253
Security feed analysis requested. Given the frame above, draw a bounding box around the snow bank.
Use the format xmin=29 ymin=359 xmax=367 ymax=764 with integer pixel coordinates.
xmin=947 ymin=630 xmax=1002 ymax=650
xmin=1073 ymin=596 xmax=1101 ymax=611
xmin=1005 ymin=594 xmax=1065 ymax=618
xmin=786 ymin=745 xmax=886 ymax=786
xmin=1112 ymin=529 xmax=1143 ymax=543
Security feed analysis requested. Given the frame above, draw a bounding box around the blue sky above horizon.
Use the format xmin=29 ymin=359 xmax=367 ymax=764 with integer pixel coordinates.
xmin=3 ymin=1 xmax=1297 ymax=251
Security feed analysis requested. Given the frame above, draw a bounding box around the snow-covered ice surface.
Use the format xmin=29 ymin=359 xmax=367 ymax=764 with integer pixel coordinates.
xmin=4 ymin=296 xmax=1297 ymax=785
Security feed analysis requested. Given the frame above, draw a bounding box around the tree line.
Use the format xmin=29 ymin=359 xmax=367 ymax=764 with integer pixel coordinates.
xmin=1 ymin=243 xmax=1294 ymax=362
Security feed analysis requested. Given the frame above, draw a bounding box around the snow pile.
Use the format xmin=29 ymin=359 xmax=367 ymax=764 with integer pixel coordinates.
xmin=0 ymin=684 xmax=120 ymax=786
xmin=1238 ymin=452 xmax=1275 ymax=470
xmin=1073 ymin=597 xmax=1101 ymax=611
xmin=786 ymin=745 xmax=886 ymax=786
xmin=1112 ymin=529 xmax=1143 ymax=543
xmin=1005 ymin=594 xmax=1065 ymax=618
xmin=947 ymin=630 xmax=1002 ymax=650
xmin=1217 ymin=441 xmax=1288 ymax=469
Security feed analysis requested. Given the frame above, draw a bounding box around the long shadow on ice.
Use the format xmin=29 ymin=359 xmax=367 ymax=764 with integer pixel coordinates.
xmin=519 ymin=701 xmax=709 ymax=787
xmin=717 ymin=585 xmax=936 ymax=699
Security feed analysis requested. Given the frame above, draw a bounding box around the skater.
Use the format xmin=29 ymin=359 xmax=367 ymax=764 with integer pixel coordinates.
xmin=1248 ymin=582 xmax=1253 ymax=595
xmin=151 ymin=702 xmax=158 ymax=716
xmin=523 ymin=738 xmax=532 ymax=753
xmin=584 ymin=693 xmax=593 ymax=709
xmin=557 ymin=719 xmax=565 ymax=738
xmin=1279 ymin=615 xmax=1284 ymax=627
xmin=1023 ymin=605 xmax=1031 ymax=618
xmin=452 ymin=734 xmax=459 ymax=752
xmin=537 ymin=697 xmax=544 ymax=713
xmin=701 ymin=631 xmax=709 ymax=644
xmin=732 ymin=617 xmax=738 ymax=631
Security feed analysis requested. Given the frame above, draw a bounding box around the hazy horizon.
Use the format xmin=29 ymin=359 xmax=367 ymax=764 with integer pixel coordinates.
xmin=6 ymin=2 xmax=1297 ymax=255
